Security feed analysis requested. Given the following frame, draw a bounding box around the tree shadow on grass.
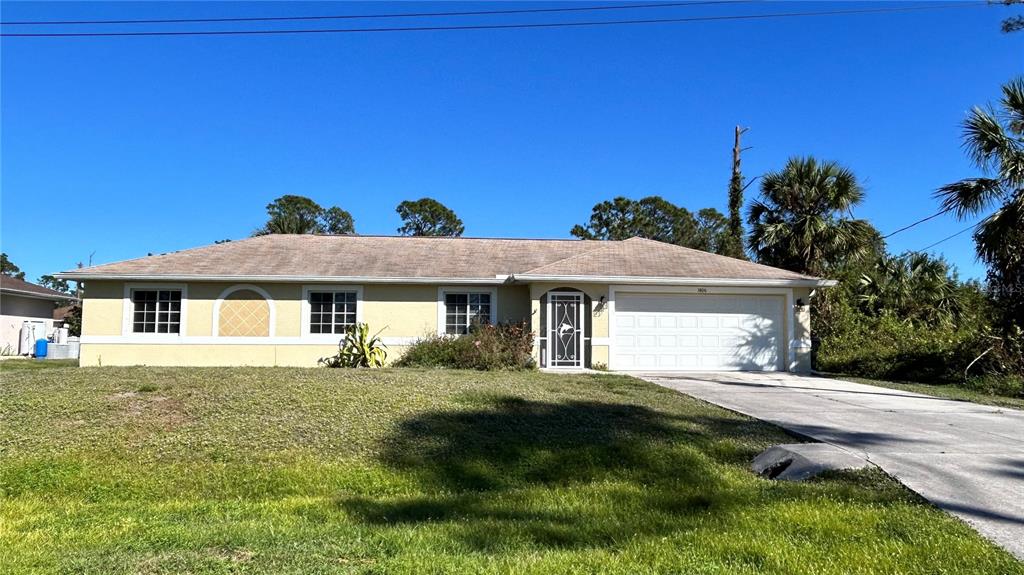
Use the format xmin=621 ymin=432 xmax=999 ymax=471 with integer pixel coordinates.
xmin=338 ymin=395 xmax=800 ymax=551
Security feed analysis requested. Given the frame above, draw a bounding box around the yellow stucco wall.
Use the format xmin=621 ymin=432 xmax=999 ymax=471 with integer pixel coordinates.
xmin=79 ymin=281 xmax=534 ymax=367
xmin=79 ymin=280 xmax=815 ymax=372
xmin=80 ymin=281 xmax=124 ymax=336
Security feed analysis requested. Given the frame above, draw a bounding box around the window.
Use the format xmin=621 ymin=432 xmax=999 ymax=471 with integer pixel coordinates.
xmin=308 ymin=291 xmax=358 ymax=334
xmin=131 ymin=289 xmax=181 ymax=333
xmin=444 ymin=292 xmax=491 ymax=334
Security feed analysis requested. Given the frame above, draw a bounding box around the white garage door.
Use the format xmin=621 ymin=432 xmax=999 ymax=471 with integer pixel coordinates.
xmin=613 ymin=293 xmax=784 ymax=371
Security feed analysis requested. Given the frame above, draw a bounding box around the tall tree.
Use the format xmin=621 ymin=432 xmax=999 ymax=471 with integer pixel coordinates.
xmin=396 ymin=198 xmax=464 ymax=237
xmin=0 ymin=253 xmax=25 ymax=279
xmin=747 ymin=157 xmax=876 ymax=276
xmin=570 ymin=196 xmax=731 ymax=254
xmin=253 ymin=195 xmax=355 ymax=236
xmin=37 ymin=274 xmax=73 ymax=295
xmin=935 ymin=76 xmax=1024 ymax=330
xmin=722 ymin=126 xmax=749 ymax=259
xmin=694 ymin=208 xmax=730 ymax=254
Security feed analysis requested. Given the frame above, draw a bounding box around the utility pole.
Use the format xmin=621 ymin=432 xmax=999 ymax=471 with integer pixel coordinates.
xmin=726 ymin=125 xmax=750 ymax=259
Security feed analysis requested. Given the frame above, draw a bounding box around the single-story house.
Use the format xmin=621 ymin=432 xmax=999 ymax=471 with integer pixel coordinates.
xmin=0 ymin=275 xmax=74 ymax=355
xmin=56 ymin=235 xmax=835 ymax=371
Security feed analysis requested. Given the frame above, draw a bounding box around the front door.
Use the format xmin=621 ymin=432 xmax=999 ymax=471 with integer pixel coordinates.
xmin=547 ymin=292 xmax=585 ymax=368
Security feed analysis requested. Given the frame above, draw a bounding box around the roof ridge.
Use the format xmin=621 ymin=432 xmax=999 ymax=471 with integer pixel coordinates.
xmin=267 ymin=233 xmax=608 ymax=243
xmin=519 ymin=240 xmax=620 ymax=275
xmin=624 ymin=236 xmax=819 ymax=279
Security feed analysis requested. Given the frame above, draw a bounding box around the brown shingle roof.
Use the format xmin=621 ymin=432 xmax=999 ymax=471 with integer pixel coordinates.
xmin=0 ymin=275 xmax=74 ymax=300
xmin=57 ymin=234 xmax=825 ymax=284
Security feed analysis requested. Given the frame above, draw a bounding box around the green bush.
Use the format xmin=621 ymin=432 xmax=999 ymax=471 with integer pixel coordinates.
xmin=963 ymin=374 xmax=1024 ymax=398
xmin=817 ymin=312 xmax=973 ymax=384
xmin=396 ymin=323 xmax=535 ymax=370
xmin=817 ymin=311 xmax=1023 ymax=397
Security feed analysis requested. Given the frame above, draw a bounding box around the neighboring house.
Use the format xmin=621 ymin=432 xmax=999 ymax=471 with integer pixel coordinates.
xmin=0 ymin=275 xmax=73 ymax=354
xmin=56 ymin=235 xmax=835 ymax=371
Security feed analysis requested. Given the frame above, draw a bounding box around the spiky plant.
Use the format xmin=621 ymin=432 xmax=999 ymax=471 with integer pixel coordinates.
xmin=320 ymin=323 xmax=388 ymax=368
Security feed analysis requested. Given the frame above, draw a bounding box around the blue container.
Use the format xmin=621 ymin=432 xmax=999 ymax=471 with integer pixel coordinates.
xmin=34 ymin=338 xmax=48 ymax=358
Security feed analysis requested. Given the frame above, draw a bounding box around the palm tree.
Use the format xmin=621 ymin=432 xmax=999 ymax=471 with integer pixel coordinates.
xmin=858 ymin=252 xmax=963 ymax=327
xmin=747 ymin=157 xmax=878 ymax=276
xmin=935 ymin=77 xmax=1024 ymax=329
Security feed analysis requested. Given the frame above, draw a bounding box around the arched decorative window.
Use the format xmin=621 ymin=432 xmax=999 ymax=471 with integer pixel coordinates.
xmin=213 ymin=285 xmax=275 ymax=337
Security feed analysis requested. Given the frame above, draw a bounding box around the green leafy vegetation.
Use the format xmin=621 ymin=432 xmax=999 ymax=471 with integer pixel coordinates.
xmin=253 ymin=194 xmax=355 ymax=236
xmin=319 ymin=323 xmax=389 ymax=368
xmin=747 ymin=156 xmax=877 ymax=277
xmin=396 ymin=323 xmax=534 ymax=370
xmin=0 ymin=252 xmax=26 ymax=279
xmin=570 ymin=196 xmax=734 ymax=255
xmin=1 ymin=366 xmax=1019 ymax=574
xmin=395 ymin=197 xmax=464 ymax=237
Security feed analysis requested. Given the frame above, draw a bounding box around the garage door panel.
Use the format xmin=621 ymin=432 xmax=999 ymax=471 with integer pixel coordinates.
xmin=614 ymin=293 xmax=784 ymax=371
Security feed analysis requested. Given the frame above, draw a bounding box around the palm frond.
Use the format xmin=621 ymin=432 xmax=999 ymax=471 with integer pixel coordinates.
xmin=933 ymin=178 xmax=1005 ymax=219
xmin=963 ymin=106 xmax=1019 ymax=173
xmin=1002 ymin=76 xmax=1024 ymax=136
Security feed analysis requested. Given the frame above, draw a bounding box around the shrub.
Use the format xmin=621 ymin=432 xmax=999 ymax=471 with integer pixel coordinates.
xmin=816 ymin=312 xmax=974 ymax=384
xmin=396 ymin=322 xmax=535 ymax=370
xmin=963 ymin=374 xmax=1024 ymax=398
xmin=319 ymin=323 xmax=388 ymax=368
xmin=817 ymin=311 xmax=1023 ymax=397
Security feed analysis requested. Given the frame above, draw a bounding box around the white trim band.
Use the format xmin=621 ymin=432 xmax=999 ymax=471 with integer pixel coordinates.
xmin=81 ymin=335 xmax=420 ymax=346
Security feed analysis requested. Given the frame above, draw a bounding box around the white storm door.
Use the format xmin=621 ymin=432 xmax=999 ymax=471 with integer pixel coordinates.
xmin=547 ymin=292 xmax=585 ymax=369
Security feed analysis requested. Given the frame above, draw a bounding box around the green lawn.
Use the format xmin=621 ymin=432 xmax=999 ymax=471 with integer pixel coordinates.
xmin=830 ymin=374 xmax=1024 ymax=410
xmin=0 ymin=358 xmax=78 ymax=370
xmin=1 ymin=366 xmax=1019 ymax=574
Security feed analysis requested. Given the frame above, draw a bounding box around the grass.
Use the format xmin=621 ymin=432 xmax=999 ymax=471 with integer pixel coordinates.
xmin=1 ymin=365 xmax=1020 ymax=574
xmin=0 ymin=358 xmax=78 ymax=370
xmin=829 ymin=374 xmax=1024 ymax=410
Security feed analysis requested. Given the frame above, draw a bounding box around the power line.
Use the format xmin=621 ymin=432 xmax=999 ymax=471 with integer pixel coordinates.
xmin=882 ymin=207 xmax=953 ymax=239
xmin=0 ymin=1 xmax=753 ymax=26
xmin=0 ymin=3 xmax=985 ymax=38
xmin=913 ymin=222 xmax=978 ymax=253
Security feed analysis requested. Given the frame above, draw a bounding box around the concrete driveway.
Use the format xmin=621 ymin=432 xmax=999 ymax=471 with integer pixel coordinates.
xmin=631 ymin=372 xmax=1024 ymax=559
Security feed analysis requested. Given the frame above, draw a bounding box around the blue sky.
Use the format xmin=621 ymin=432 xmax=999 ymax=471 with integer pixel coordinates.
xmin=1 ymin=1 xmax=1021 ymax=282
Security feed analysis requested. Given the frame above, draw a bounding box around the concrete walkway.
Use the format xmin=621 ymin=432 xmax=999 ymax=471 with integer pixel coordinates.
xmin=631 ymin=372 xmax=1024 ymax=559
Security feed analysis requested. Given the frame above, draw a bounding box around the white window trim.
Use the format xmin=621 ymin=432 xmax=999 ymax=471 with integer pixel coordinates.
xmin=121 ymin=283 xmax=189 ymax=337
xmin=436 ymin=286 xmax=498 ymax=336
xmin=607 ymin=285 xmax=795 ymax=372
xmin=212 ymin=284 xmax=276 ymax=337
xmin=300 ymin=284 xmax=364 ymax=341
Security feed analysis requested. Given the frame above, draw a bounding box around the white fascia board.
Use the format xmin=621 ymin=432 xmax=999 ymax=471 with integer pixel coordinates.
xmin=511 ymin=274 xmax=837 ymax=288
xmin=54 ymin=273 xmax=510 ymax=285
